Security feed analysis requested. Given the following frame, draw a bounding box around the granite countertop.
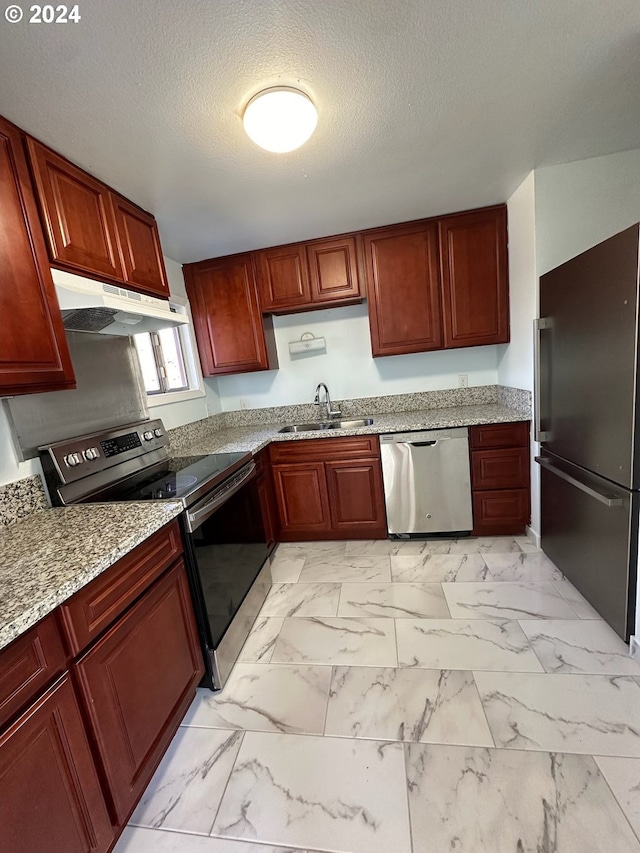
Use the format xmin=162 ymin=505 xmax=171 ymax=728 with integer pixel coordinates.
xmin=0 ymin=501 xmax=183 ymax=652
xmin=175 ymin=402 xmax=530 ymax=456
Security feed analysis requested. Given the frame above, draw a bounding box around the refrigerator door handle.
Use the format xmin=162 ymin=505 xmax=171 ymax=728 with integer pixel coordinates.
xmin=533 ymin=318 xmax=551 ymax=442
xmin=535 ymin=456 xmax=624 ymax=507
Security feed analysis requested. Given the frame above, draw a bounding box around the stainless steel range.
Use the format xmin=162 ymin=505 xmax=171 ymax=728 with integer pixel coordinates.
xmin=39 ymin=419 xmax=272 ymax=690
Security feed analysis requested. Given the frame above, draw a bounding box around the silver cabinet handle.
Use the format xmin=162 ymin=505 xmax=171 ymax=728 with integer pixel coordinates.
xmin=533 ymin=318 xmax=551 ymax=442
xmin=535 ymin=456 xmax=623 ymax=507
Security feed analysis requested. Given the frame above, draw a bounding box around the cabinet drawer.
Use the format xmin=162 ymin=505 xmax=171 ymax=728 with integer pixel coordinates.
xmin=270 ymin=435 xmax=379 ymax=464
xmin=469 ymin=421 xmax=529 ymax=449
xmin=472 ymin=489 xmax=529 ymax=535
xmin=0 ymin=613 xmax=67 ymax=730
xmin=471 ymin=447 xmax=530 ymax=490
xmin=59 ymin=520 xmax=183 ymax=655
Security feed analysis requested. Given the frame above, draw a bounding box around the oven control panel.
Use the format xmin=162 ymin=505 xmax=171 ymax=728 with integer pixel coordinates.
xmin=40 ymin=419 xmax=169 ymax=487
xmin=101 ymin=432 xmax=143 ymax=458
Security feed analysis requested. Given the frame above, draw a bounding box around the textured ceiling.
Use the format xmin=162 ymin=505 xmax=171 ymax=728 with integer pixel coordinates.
xmin=0 ymin=0 xmax=638 ymax=262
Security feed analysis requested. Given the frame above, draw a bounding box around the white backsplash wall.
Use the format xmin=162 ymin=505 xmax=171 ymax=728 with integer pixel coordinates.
xmin=214 ymin=302 xmax=500 ymax=411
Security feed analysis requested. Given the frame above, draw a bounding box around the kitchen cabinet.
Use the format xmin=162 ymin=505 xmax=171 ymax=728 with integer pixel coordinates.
xmin=185 ymin=253 xmax=278 ymax=376
xmin=256 ymin=242 xmax=311 ymax=311
xmin=255 ymin=449 xmax=279 ymax=550
xmin=0 ymin=519 xmax=204 ymax=852
xmin=270 ymin=436 xmax=387 ymax=540
xmin=0 ymin=116 xmax=75 ymax=396
xmin=25 ymin=137 xmax=169 ymax=298
xmin=363 ymin=204 xmax=508 ymax=357
xmin=439 ymin=206 xmax=509 ymax=348
xmin=256 ymin=234 xmax=363 ymax=313
xmin=112 ymin=194 xmax=170 ymax=297
xmin=363 ymin=221 xmax=443 ymax=356
xmin=470 ymin=421 xmax=530 ymax=535
xmin=0 ymin=675 xmax=113 ymax=853
xmin=74 ymin=558 xmax=203 ymax=823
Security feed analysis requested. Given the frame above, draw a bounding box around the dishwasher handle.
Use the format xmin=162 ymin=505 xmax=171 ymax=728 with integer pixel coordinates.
xmin=409 ymin=440 xmax=438 ymax=447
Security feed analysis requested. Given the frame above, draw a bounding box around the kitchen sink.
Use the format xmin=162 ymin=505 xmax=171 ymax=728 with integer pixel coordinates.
xmin=278 ymin=417 xmax=374 ymax=433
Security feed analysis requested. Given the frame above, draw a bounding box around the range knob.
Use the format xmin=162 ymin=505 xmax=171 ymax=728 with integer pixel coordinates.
xmin=143 ymin=431 xmax=154 ymax=441
xmin=65 ymin=453 xmax=81 ymax=467
xmin=84 ymin=447 xmax=99 ymax=461
xmin=154 ymin=428 xmax=163 ymax=438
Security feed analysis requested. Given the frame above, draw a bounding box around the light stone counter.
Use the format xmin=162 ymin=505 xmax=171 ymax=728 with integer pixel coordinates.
xmin=0 ymin=501 xmax=183 ymax=652
xmin=174 ymin=402 xmax=531 ymax=456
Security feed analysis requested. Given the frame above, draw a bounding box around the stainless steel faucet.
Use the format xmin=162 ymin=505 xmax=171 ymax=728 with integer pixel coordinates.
xmin=314 ymin=383 xmax=342 ymax=420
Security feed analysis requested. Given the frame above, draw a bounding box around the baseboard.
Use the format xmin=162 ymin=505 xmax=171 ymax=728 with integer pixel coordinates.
xmin=525 ymin=525 xmax=541 ymax=549
xmin=630 ymin=635 xmax=639 ymax=661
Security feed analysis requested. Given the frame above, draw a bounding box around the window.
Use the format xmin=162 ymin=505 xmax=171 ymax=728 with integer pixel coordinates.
xmin=135 ymin=327 xmax=189 ymax=395
xmin=133 ymin=299 xmax=205 ymax=405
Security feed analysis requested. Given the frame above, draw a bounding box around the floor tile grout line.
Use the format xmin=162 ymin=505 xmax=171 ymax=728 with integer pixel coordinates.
xmin=205 ymin=729 xmax=246 ymax=838
xmin=592 ymin=754 xmax=640 ymax=845
xmin=472 ymin=670 xmax=497 ymax=748
xmin=402 ymin=742 xmax=416 ymax=853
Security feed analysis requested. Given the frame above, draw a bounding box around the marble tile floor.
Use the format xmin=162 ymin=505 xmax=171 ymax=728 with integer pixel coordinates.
xmin=116 ymin=536 xmax=640 ymax=853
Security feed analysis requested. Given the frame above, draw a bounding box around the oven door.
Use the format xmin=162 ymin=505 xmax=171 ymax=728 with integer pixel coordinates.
xmin=181 ymin=462 xmax=271 ymax=690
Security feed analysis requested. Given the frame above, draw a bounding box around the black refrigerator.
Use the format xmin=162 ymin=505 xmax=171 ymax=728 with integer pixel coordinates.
xmin=535 ymin=223 xmax=640 ymax=641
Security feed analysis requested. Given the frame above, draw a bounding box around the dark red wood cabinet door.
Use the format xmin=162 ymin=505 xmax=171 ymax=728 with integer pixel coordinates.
xmin=272 ymin=462 xmax=331 ymax=537
xmin=74 ymin=560 xmax=204 ymax=823
xmin=0 ymin=119 xmax=75 ymax=396
xmin=471 ymin=447 xmax=530 ymax=491
xmin=25 ymin=137 xmax=123 ymax=281
xmin=185 ymin=254 xmax=277 ymax=376
xmin=325 ymin=459 xmax=387 ymax=537
xmin=439 ymin=206 xmax=509 ymax=348
xmin=112 ymin=194 xmax=170 ymax=298
xmin=0 ymin=675 xmax=113 ymax=853
xmin=307 ymin=235 xmax=362 ymax=305
xmin=363 ymin=222 xmax=443 ymax=356
xmin=256 ymin=243 xmax=311 ymax=312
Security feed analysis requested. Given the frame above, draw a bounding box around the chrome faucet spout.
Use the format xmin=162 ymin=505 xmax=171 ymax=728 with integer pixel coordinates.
xmin=313 ymin=383 xmax=341 ymax=420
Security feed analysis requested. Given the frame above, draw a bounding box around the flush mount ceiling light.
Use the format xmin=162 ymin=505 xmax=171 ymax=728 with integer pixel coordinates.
xmin=243 ymin=87 xmax=318 ymax=153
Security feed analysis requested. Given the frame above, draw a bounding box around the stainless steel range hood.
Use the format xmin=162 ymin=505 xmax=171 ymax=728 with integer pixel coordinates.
xmin=52 ymin=268 xmax=189 ymax=336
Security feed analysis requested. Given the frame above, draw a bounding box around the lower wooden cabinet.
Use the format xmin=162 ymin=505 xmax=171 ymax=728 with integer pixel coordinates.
xmin=271 ymin=437 xmax=387 ymax=540
xmin=74 ymin=558 xmax=204 ymax=823
xmin=0 ymin=675 xmax=113 ymax=853
xmin=469 ymin=421 xmax=530 ymax=535
xmin=325 ymin=459 xmax=387 ymax=535
xmin=255 ymin=449 xmax=280 ymax=550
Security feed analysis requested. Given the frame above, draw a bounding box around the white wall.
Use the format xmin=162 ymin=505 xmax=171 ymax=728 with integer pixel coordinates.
xmin=215 ymin=302 xmax=500 ymax=410
xmin=535 ymin=148 xmax=640 ymax=275
xmin=498 ymin=172 xmax=540 ymax=537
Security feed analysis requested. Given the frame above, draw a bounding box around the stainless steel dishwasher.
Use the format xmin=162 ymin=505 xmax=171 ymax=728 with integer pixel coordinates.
xmin=380 ymin=427 xmax=473 ymax=536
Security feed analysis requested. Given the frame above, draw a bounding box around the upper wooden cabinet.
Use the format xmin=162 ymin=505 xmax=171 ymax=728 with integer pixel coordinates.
xmin=307 ymin=235 xmax=361 ymax=305
xmin=439 ymin=206 xmax=509 ymax=348
xmin=26 ymin=138 xmax=124 ymax=280
xmin=363 ymin=205 xmax=508 ymax=356
xmin=184 ymin=253 xmax=278 ymax=376
xmin=256 ymin=234 xmax=362 ymax=313
xmin=256 ymin=243 xmax=311 ymax=311
xmin=26 ymin=137 xmax=169 ymax=298
xmin=363 ymin=222 xmax=443 ymax=357
xmin=112 ymin=194 xmax=170 ymax=297
xmin=0 ymin=118 xmax=75 ymax=396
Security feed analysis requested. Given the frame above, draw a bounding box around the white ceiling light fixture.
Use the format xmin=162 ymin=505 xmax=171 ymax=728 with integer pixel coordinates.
xmin=243 ymin=87 xmax=318 ymax=153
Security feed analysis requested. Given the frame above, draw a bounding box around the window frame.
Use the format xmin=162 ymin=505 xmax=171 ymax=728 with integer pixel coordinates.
xmin=134 ymin=296 xmax=206 ymax=407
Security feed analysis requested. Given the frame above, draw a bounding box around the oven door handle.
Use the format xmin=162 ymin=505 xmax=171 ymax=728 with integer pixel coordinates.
xmin=185 ymin=462 xmax=257 ymax=532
